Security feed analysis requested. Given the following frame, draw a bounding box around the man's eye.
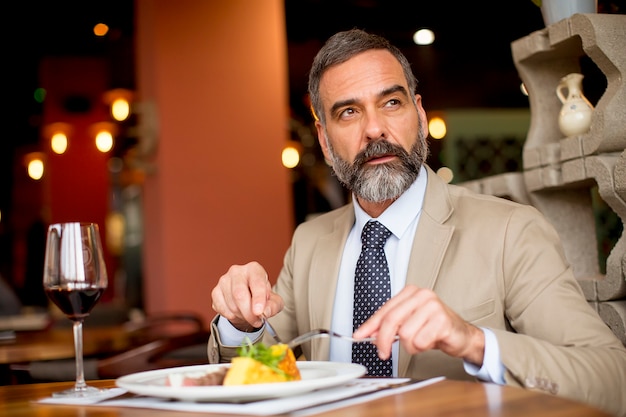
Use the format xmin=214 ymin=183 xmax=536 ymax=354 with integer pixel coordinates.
xmin=340 ymin=108 xmax=355 ymax=118
xmin=386 ymin=99 xmax=401 ymax=107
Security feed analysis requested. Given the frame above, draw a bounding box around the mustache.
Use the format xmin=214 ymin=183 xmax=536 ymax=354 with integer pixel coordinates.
xmin=353 ymin=140 xmax=408 ymax=168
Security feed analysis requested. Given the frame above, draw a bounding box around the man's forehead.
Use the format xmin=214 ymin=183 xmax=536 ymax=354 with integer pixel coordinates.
xmin=319 ymin=50 xmax=407 ymax=101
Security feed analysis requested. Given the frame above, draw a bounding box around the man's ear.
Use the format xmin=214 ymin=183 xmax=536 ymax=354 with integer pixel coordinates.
xmin=315 ymin=122 xmax=332 ymax=165
xmin=420 ymin=111 xmax=429 ymax=139
xmin=414 ymin=94 xmax=429 ymax=138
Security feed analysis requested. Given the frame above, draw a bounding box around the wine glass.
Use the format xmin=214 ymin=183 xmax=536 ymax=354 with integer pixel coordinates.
xmin=43 ymin=222 xmax=108 ymax=397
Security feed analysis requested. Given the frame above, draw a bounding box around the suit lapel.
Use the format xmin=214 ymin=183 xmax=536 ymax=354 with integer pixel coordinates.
xmin=398 ymin=167 xmax=455 ymax=376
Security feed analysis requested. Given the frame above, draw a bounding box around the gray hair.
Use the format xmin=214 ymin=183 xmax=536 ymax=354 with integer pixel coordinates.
xmin=307 ymin=28 xmax=418 ymax=125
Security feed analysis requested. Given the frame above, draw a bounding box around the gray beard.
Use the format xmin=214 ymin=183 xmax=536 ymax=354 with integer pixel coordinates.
xmin=327 ymin=137 xmax=428 ymax=203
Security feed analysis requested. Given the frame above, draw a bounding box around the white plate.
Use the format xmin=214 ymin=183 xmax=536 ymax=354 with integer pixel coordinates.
xmin=116 ymin=361 xmax=366 ymax=402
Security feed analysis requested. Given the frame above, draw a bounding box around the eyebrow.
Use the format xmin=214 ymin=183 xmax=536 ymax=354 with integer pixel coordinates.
xmin=329 ymin=84 xmax=409 ymax=118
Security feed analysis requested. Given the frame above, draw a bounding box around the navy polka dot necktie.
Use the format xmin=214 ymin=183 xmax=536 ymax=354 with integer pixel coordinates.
xmin=352 ymin=220 xmax=393 ymax=376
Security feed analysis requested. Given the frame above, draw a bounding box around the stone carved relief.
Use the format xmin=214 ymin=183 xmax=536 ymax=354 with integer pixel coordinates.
xmin=461 ymin=14 xmax=626 ymax=344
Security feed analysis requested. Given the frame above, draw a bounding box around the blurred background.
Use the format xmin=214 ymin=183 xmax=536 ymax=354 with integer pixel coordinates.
xmin=1 ymin=0 xmax=623 ymax=323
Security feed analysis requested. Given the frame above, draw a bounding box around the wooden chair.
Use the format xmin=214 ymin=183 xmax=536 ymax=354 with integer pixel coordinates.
xmin=97 ymin=312 xmax=210 ymax=378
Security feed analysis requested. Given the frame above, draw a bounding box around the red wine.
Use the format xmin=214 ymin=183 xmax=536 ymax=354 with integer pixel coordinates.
xmin=45 ymin=286 xmax=104 ymax=321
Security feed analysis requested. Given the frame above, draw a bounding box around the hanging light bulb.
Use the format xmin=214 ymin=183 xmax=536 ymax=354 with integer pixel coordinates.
xmin=282 ymin=141 xmax=302 ymax=168
xmin=428 ymin=116 xmax=447 ymax=139
xmin=50 ymin=132 xmax=68 ymax=154
xmin=89 ymin=121 xmax=118 ymax=153
xmin=23 ymin=152 xmax=46 ymax=180
xmin=42 ymin=122 xmax=73 ymax=155
xmin=111 ymin=97 xmax=131 ymax=121
xmin=95 ymin=130 xmax=114 ymax=152
xmin=103 ymin=88 xmax=134 ymax=122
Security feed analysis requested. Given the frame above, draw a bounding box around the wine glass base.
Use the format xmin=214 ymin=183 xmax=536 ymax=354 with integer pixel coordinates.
xmin=52 ymin=385 xmax=109 ymax=398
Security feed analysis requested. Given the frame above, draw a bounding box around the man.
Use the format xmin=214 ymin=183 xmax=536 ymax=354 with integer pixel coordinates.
xmin=209 ymin=29 xmax=626 ymax=416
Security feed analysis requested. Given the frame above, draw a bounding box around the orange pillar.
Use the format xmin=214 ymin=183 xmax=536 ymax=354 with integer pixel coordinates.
xmin=135 ymin=0 xmax=293 ymax=323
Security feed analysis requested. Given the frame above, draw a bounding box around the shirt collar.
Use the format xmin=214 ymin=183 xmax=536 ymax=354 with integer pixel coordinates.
xmin=353 ymin=165 xmax=428 ymax=239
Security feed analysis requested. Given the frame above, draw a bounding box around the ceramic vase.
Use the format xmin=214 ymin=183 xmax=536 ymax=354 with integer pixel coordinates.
xmin=556 ymin=73 xmax=594 ymax=137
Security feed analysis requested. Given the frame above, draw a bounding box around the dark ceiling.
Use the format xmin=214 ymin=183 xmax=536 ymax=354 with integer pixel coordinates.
xmin=284 ymin=0 xmax=623 ymax=116
xmin=2 ymin=1 xmax=623 ymax=214
xmin=284 ymin=0 xmax=546 ymax=114
xmin=4 ymin=0 xmax=546 ymax=150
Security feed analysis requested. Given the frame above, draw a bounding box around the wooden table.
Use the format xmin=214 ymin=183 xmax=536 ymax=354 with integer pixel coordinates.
xmin=0 ymin=326 xmax=136 ymax=365
xmin=0 ymin=378 xmax=613 ymax=417
xmin=0 ymin=325 xmax=138 ymax=385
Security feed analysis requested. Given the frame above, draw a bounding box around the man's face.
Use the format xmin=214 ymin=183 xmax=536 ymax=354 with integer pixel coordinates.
xmin=315 ymin=49 xmax=429 ymax=203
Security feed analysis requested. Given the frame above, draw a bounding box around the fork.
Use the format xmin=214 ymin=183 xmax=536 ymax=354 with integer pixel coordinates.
xmin=261 ymin=315 xmax=283 ymax=345
xmin=261 ymin=316 xmax=399 ymax=348
xmin=286 ymin=328 xmax=400 ymax=349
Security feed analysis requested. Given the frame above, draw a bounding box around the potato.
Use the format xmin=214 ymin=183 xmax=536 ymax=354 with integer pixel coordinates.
xmin=223 ymin=343 xmax=301 ymax=385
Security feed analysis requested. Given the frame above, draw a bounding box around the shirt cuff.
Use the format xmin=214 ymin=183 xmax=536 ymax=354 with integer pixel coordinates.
xmin=463 ymin=327 xmax=505 ymax=384
xmin=216 ymin=315 xmax=264 ymax=346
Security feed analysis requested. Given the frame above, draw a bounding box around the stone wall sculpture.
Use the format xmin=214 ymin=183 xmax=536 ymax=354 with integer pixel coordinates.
xmin=461 ymin=13 xmax=626 ymax=344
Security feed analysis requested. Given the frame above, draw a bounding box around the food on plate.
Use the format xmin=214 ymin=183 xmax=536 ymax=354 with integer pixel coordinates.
xmin=166 ymin=367 xmax=227 ymax=387
xmin=165 ymin=341 xmax=301 ymax=386
xmin=223 ymin=342 xmax=301 ymax=385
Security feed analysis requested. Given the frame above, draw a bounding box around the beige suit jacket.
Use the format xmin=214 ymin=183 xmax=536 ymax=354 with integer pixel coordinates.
xmin=209 ymin=165 xmax=626 ymax=416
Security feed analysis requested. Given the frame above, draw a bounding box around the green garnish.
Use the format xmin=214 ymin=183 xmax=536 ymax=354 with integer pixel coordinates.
xmin=236 ymin=338 xmax=288 ymax=377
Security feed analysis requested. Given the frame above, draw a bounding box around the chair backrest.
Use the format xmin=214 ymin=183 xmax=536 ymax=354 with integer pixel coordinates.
xmin=97 ymin=327 xmax=210 ymax=378
xmin=122 ymin=311 xmax=206 ymax=344
xmin=97 ymin=311 xmax=210 ymax=378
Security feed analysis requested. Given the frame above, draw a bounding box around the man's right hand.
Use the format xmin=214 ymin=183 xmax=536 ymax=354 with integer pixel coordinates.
xmin=210 ymin=261 xmax=284 ymax=331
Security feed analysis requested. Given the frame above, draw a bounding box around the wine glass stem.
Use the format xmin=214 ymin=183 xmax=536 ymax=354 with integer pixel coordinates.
xmin=73 ymin=320 xmax=88 ymax=391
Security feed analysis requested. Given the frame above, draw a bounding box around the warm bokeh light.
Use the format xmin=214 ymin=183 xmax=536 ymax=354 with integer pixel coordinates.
xmin=103 ymin=88 xmax=134 ymax=121
xmin=25 ymin=154 xmax=45 ymax=180
xmin=436 ymin=166 xmax=454 ymax=183
xmin=95 ymin=130 xmax=114 ymax=153
xmin=93 ymin=23 xmax=109 ymax=37
xmin=43 ymin=122 xmax=73 ymax=154
xmin=51 ymin=132 xmax=68 ymax=154
xmin=89 ymin=121 xmax=118 ymax=153
xmin=428 ymin=117 xmax=447 ymax=139
xmin=413 ymin=28 xmax=435 ymax=45
xmin=28 ymin=159 xmax=44 ymax=180
xmin=282 ymin=146 xmax=300 ymax=168
xmin=111 ymin=97 xmax=131 ymax=121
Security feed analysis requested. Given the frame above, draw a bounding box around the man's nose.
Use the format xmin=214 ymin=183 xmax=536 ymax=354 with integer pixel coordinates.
xmin=363 ymin=112 xmax=386 ymax=141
